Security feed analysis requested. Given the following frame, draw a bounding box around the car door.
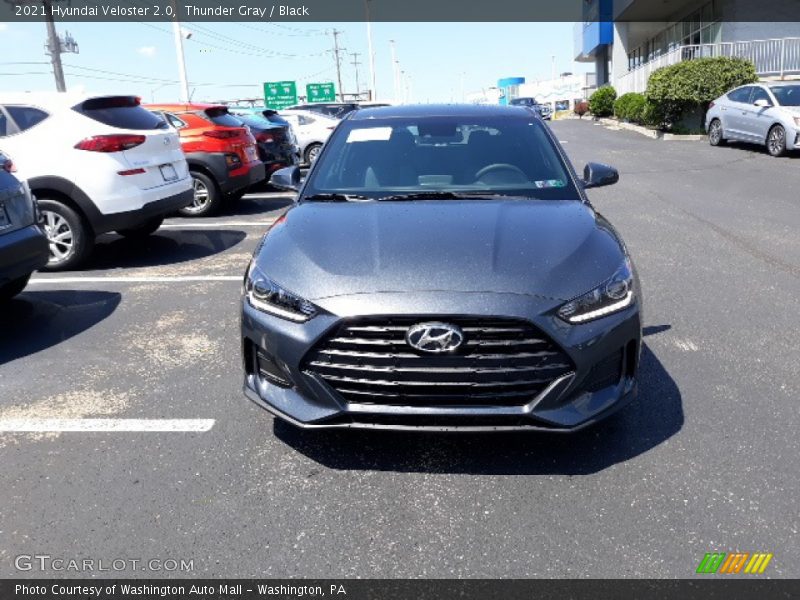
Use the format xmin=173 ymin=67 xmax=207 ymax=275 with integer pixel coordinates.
xmin=722 ymin=86 xmax=754 ymax=140
xmin=741 ymin=86 xmax=776 ymax=143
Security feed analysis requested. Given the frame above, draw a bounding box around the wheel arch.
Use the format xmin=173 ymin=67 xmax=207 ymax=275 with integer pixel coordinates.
xmin=27 ymin=176 xmax=98 ymax=235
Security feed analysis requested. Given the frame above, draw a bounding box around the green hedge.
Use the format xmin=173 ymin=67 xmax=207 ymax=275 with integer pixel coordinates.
xmin=614 ymin=92 xmax=647 ymax=123
xmin=646 ymin=57 xmax=758 ymax=126
xmin=589 ymin=86 xmax=617 ymax=117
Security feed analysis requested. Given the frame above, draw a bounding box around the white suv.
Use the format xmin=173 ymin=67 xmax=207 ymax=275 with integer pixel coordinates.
xmin=0 ymin=93 xmax=193 ymax=269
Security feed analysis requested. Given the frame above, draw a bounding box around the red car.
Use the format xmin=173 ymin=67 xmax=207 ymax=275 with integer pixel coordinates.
xmin=146 ymin=103 xmax=265 ymax=216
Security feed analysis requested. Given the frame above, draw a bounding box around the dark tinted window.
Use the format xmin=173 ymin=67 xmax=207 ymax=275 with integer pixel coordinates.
xmin=727 ymin=87 xmax=753 ymax=103
xmin=771 ymin=85 xmax=800 ymax=106
xmin=307 ymin=116 xmax=578 ymax=200
xmin=510 ymin=98 xmax=536 ymax=106
xmin=239 ymin=115 xmax=279 ymax=131
xmin=751 ymin=87 xmax=771 ymax=105
xmin=203 ymin=107 xmax=243 ymax=127
xmin=75 ymin=96 xmax=167 ymax=130
xmin=5 ymin=105 xmax=49 ymax=131
xmin=262 ymin=111 xmax=289 ymax=126
xmin=0 ymin=110 xmax=9 ymax=137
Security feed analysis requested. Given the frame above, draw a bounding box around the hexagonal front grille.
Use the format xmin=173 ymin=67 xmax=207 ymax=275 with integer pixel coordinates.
xmin=303 ymin=317 xmax=574 ymax=407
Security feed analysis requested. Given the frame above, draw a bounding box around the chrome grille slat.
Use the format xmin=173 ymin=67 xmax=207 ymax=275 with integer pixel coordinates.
xmin=303 ymin=317 xmax=574 ymax=407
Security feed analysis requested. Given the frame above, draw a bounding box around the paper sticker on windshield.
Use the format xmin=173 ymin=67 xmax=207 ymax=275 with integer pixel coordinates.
xmin=347 ymin=127 xmax=393 ymax=143
xmin=534 ymin=179 xmax=566 ymax=189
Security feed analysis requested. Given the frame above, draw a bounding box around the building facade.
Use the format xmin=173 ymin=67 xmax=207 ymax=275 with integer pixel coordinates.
xmin=575 ymin=0 xmax=800 ymax=94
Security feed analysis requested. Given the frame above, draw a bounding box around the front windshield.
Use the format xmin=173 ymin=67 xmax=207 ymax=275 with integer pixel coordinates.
xmin=770 ymin=85 xmax=800 ymax=106
xmin=304 ymin=115 xmax=579 ymax=200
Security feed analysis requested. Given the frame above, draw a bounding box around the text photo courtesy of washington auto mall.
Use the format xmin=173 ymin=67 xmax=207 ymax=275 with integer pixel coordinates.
xmin=1 ymin=0 xmax=800 ymax=598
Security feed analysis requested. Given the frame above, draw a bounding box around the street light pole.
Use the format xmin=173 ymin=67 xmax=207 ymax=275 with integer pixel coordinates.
xmin=364 ymin=0 xmax=377 ymax=101
xmin=171 ymin=0 xmax=190 ymax=103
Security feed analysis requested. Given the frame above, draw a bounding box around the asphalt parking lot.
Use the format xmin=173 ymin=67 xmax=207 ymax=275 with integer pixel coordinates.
xmin=1 ymin=119 xmax=798 ymax=578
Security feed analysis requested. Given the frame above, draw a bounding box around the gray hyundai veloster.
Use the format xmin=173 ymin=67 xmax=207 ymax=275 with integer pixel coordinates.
xmin=241 ymin=104 xmax=642 ymax=431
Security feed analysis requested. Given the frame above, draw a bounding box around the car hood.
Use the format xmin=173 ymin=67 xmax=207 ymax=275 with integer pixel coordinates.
xmin=256 ymin=200 xmax=627 ymax=302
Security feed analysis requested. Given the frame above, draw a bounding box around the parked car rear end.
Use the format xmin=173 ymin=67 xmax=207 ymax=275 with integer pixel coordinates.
xmin=146 ymin=103 xmax=266 ymax=216
xmin=0 ymin=93 xmax=193 ymax=270
xmin=0 ymin=151 xmax=48 ymax=299
xmin=234 ymin=114 xmax=298 ymax=177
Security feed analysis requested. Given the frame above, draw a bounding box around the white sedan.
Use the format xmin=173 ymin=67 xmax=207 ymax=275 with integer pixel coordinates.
xmin=278 ymin=109 xmax=338 ymax=164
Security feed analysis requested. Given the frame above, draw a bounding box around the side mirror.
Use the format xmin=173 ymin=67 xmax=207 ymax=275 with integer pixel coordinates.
xmin=582 ymin=162 xmax=619 ymax=189
xmin=754 ymin=98 xmax=772 ymax=108
xmin=270 ymin=165 xmax=302 ymax=192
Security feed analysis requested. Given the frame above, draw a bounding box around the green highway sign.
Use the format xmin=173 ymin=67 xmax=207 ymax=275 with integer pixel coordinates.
xmin=306 ymin=82 xmax=336 ymax=103
xmin=263 ymin=81 xmax=297 ymax=110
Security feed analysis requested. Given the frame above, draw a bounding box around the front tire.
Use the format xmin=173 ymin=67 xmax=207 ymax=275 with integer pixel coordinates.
xmin=708 ymin=119 xmax=726 ymax=146
xmin=116 ymin=216 xmax=164 ymax=239
xmin=767 ymin=124 xmax=787 ymax=157
xmin=304 ymin=143 xmax=322 ymax=165
xmin=180 ymin=171 xmax=222 ymax=217
xmin=0 ymin=274 xmax=31 ymax=302
xmin=38 ymin=199 xmax=93 ymax=271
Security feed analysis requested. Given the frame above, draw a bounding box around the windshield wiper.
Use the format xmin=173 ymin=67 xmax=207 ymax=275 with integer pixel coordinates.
xmin=303 ymin=193 xmax=371 ymax=202
xmin=374 ymin=191 xmax=527 ymax=201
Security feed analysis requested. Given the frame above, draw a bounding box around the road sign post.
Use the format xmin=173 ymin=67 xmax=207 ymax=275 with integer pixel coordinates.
xmin=306 ymin=82 xmax=337 ymax=103
xmin=263 ymin=81 xmax=298 ymax=109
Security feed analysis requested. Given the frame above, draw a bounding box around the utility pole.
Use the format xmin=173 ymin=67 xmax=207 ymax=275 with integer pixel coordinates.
xmin=330 ymin=29 xmax=345 ymax=102
xmin=364 ymin=0 xmax=377 ymax=100
xmin=389 ymin=39 xmax=399 ymax=102
xmin=43 ymin=3 xmax=65 ymax=91
xmin=350 ymin=52 xmax=362 ymax=98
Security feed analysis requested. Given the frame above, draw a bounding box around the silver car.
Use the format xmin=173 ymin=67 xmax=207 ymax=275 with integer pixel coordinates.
xmin=706 ymin=82 xmax=800 ymax=157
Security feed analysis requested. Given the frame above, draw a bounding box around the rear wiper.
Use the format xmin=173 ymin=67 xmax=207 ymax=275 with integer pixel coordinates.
xmin=303 ymin=193 xmax=370 ymax=202
xmin=374 ymin=191 xmax=525 ymax=201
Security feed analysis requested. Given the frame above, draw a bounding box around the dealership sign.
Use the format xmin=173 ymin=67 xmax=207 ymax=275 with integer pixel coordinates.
xmin=263 ymin=81 xmax=297 ymax=109
xmin=306 ymin=83 xmax=336 ymax=103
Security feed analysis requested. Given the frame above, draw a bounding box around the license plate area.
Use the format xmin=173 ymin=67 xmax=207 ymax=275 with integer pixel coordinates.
xmin=159 ymin=164 xmax=178 ymax=182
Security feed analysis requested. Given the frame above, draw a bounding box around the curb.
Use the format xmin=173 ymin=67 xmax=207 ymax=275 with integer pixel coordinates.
xmin=593 ymin=117 xmax=706 ymax=141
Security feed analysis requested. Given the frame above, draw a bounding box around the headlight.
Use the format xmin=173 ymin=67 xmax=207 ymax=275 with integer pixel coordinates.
xmin=558 ymin=259 xmax=635 ymax=324
xmin=245 ymin=263 xmax=317 ymax=322
xmin=794 ymin=116 xmax=800 ymax=128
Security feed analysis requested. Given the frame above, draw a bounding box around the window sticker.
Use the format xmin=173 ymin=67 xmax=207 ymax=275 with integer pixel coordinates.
xmin=534 ymin=179 xmax=567 ymax=189
xmin=346 ymin=127 xmax=393 ymax=143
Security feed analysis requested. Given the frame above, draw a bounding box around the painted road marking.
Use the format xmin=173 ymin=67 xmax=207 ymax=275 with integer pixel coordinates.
xmin=29 ymin=275 xmax=242 ymax=284
xmin=160 ymin=220 xmax=276 ymax=229
xmin=0 ymin=418 xmax=215 ymax=432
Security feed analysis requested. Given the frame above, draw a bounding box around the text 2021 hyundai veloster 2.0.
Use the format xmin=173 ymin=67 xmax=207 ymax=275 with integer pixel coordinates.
xmin=242 ymin=104 xmax=642 ymax=431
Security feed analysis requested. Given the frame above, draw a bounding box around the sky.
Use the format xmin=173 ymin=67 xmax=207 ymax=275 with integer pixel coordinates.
xmin=0 ymin=21 xmax=589 ymax=103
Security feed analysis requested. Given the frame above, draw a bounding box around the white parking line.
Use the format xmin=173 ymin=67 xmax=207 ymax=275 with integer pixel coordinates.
xmin=0 ymin=418 xmax=215 ymax=432
xmin=29 ymin=275 xmax=242 ymax=284
xmin=160 ymin=220 xmax=275 ymax=229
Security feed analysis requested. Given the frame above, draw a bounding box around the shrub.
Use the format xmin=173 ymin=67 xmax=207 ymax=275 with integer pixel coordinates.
xmin=589 ymin=86 xmax=617 ymax=117
xmin=614 ymin=92 xmax=647 ymax=123
xmin=645 ymin=56 xmax=758 ymax=127
xmin=574 ymin=101 xmax=589 ymax=118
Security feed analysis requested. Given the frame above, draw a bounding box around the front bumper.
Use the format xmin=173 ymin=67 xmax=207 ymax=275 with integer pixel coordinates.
xmin=242 ymin=291 xmax=642 ymax=432
xmin=0 ymin=223 xmax=49 ymax=284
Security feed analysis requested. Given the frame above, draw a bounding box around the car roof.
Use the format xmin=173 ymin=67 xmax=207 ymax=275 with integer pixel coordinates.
xmin=0 ymin=92 xmax=135 ymax=108
xmin=766 ymin=80 xmax=800 ymax=87
xmin=145 ymin=102 xmax=226 ymax=112
xmin=348 ymin=103 xmax=536 ymax=120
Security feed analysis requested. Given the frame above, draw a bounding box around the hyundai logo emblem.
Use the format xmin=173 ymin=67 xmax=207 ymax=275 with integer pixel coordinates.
xmin=406 ymin=322 xmax=464 ymax=354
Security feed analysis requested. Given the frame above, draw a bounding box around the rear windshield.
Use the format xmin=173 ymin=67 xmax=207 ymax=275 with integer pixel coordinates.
xmin=239 ymin=115 xmax=280 ymax=131
xmin=203 ymin=107 xmax=243 ymax=127
xmin=262 ymin=111 xmax=290 ymax=126
xmin=306 ymin=115 xmax=579 ymax=201
xmin=770 ymin=85 xmax=800 ymax=106
xmin=75 ymin=97 xmax=167 ymax=130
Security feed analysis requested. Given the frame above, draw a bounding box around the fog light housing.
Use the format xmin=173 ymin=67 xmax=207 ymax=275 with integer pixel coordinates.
xmin=256 ymin=349 xmax=291 ymax=388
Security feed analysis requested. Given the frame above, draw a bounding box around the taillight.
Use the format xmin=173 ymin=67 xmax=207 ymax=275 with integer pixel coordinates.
xmin=256 ymin=132 xmax=275 ymax=143
xmin=75 ymin=134 xmax=146 ymax=152
xmin=2 ymin=158 xmax=15 ymax=173
xmin=203 ymin=129 xmax=241 ymax=139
